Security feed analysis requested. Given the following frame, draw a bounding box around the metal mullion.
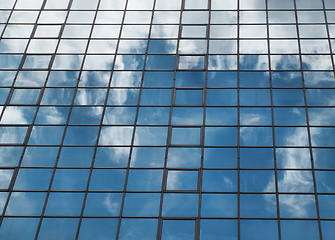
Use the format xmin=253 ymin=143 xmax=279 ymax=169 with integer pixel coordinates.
xmin=237 ymin=0 xmax=241 ymax=239
xmin=293 ymin=1 xmax=323 ymax=240
xmin=156 ymin=1 xmax=184 ymax=239
xmin=195 ymin=0 xmax=210 ymax=239
xmin=265 ymin=0 xmax=282 ymax=239
xmin=113 ymin=0 xmax=158 ymax=239
xmin=321 ymin=0 xmax=335 ymax=84
xmin=0 ymin=0 xmax=51 ymax=228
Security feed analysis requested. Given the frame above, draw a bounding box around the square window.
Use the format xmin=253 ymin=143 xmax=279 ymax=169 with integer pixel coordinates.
xmin=175 ymin=89 xmax=203 ymax=105
xmin=202 ymin=170 xmax=237 ymax=192
xmin=123 ymin=193 xmax=160 ymax=216
xmin=201 ymin=194 xmax=237 ymax=217
xmin=162 ymin=220 xmax=195 ymax=240
xmin=162 ymin=193 xmax=198 ymax=217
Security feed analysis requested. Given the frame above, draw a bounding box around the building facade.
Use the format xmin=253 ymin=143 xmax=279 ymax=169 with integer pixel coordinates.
xmin=0 ymin=0 xmax=335 ymax=239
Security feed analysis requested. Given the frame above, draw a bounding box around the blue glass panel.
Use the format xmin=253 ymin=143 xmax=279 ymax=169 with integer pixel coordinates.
xmin=175 ymin=71 xmax=205 ymax=88
xmin=115 ymin=55 xmax=145 ymax=70
xmin=316 ymin=171 xmax=335 ymax=193
xmin=309 ymin=108 xmax=335 ymax=126
xmin=240 ymin=170 xmax=275 ymax=192
xmin=78 ymin=218 xmax=118 ymax=240
xmin=207 ymin=89 xmax=237 ymax=106
xmin=123 ymin=193 xmax=160 ymax=217
xmin=272 ymin=71 xmax=302 ymax=88
xmin=200 ymin=219 xmax=237 ymax=240
xmin=322 ymin=221 xmax=335 ymax=240
xmin=201 ymin=194 xmax=237 ymax=217
xmin=0 ymin=146 xmax=23 ymax=167
xmin=127 ymin=169 xmax=163 ymax=191
xmin=10 ymin=88 xmax=40 ymax=104
xmin=167 ymin=170 xmax=198 ymax=190
xmin=41 ymin=88 xmax=75 ymax=105
xmin=240 ymin=148 xmax=274 ymax=168
xmin=207 ymin=71 xmax=237 ymax=87
xmin=240 ymin=89 xmax=270 ymax=106
xmin=281 ymin=220 xmax=319 ymax=240
xmin=0 ymin=126 xmax=28 ymax=144
xmin=6 ymin=192 xmax=46 ymax=216
xmin=131 ymin=147 xmax=165 ymax=168
xmin=202 ymin=170 xmax=237 ymax=192
xmin=99 ymin=126 xmax=134 ymax=145
xmin=306 ymin=89 xmax=335 ymax=106
xmin=21 ymin=146 xmax=56 ymax=167
xmin=206 ymin=107 xmax=237 ymax=125
xmin=107 ymin=89 xmax=139 ymax=105
xmin=311 ymin=127 xmax=335 ymax=147
xmin=204 ymin=148 xmax=237 ymax=168
xmin=240 ymin=220 xmax=278 ymax=240
xmin=95 ymin=147 xmax=130 ymax=167
xmin=58 ymin=147 xmax=93 ymax=167
xmin=0 ymin=88 xmax=10 ymax=104
xmin=162 ymin=193 xmax=198 ymax=217
xmin=84 ymin=193 xmax=122 ymax=216
xmin=48 ymin=71 xmax=79 ymax=87
xmin=141 ymin=89 xmax=171 ymax=105
xmin=240 ymin=107 xmax=272 ymax=125
xmin=274 ymin=107 xmax=306 ymax=125
xmin=240 ymin=55 xmax=268 ymax=70
xmin=1 ymin=106 xmax=36 ymax=124
xmin=119 ymin=218 xmax=158 ymax=240
xmin=35 ymin=106 xmax=70 ymax=124
xmin=277 ymin=170 xmax=314 ymax=193
xmin=205 ymin=127 xmax=237 ymax=146
xmin=167 ymin=147 xmax=201 ymax=168
xmin=275 ymin=127 xmax=309 ymax=146
xmin=29 ymin=126 xmax=65 ymax=145
xmin=146 ymin=55 xmax=176 ymax=70
xmin=134 ymin=126 xmax=168 ymax=145
xmin=137 ymin=107 xmax=170 ymax=125
xmin=171 ymin=127 xmax=201 ymax=145
xmin=273 ymin=89 xmax=305 ymax=106
xmin=175 ymin=89 xmax=203 ymax=105
xmin=240 ymin=194 xmax=277 ymax=218
xmin=52 ymin=169 xmax=89 ymax=190
xmin=69 ymin=106 xmax=103 ymax=124
xmin=104 ymin=106 xmax=137 ymax=125
xmin=89 ymin=169 xmax=126 ymax=191
xmin=111 ymin=71 xmax=141 ymax=87
xmin=148 ymin=39 xmax=177 ymax=54
xmin=143 ymin=71 xmax=173 ymax=87
xmin=313 ymin=149 xmax=335 ymax=169
xmin=279 ymin=194 xmax=317 ymax=218
xmin=276 ymin=148 xmax=311 ymax=169
xmin=240 ymin=71 xmax=270 ymax=87
xmin=63 ymin=126 xmax=99 ymax=145
xmin=317 ymin=195 xmax=335 ymax=219
xmin=172 ymin=107 xmax=203 ymax=125
xmin=45 ymin=192 xmax=84 ymax=216
xmin=162 ymin=220 xmax=195 ymax=240
xmin=240 ymin=127 xmax=273 ymax=146
xmin=14 ymin=169 xmax=51 ymax=190
xmin=304 ymin=71 xmax=335 ymax=88
xmin=0 ymin=217 xmax=39 ymax=240
xmin=38 ymin=218 xmax=79 ymax=240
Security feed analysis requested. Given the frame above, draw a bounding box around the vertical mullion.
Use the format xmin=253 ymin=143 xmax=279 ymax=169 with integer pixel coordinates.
xmin=156 ymin=0 xmax=184 ymax=239
xmin=114 ymin=0 xmax=157 ymax=239
xmin=195 ymin=0 xmax=211 ymax=239
xmin=265 ymin=0 xmax=282 ymax=239
xmin=237 ymin=0 xmax=240 ymax=239
xmin=293 ymin=1 xmax=323 ymax=240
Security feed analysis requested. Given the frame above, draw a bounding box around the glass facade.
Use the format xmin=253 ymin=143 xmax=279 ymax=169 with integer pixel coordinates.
xmin=1 ymin=0 xmax=335 ymax=239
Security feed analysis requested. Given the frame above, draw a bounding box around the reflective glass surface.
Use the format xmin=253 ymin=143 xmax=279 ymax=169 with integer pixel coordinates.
xmin=0 ymin=0 xmax=334 ymax=239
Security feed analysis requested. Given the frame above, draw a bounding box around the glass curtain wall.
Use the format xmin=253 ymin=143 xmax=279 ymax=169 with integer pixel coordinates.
xmin=0 ymin=0 xmax=335 ymax=239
